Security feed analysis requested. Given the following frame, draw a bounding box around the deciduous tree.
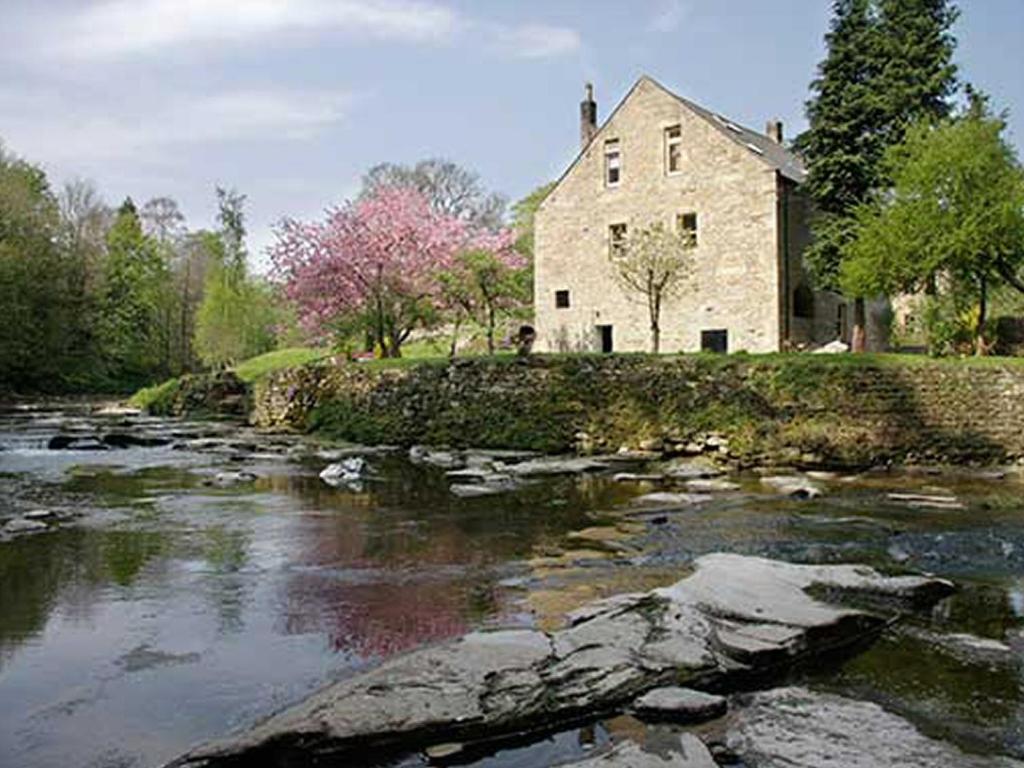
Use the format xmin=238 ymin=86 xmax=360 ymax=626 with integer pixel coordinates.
xmin=610 ymin=221 xmax=697 ymax=354
xmin=841 ymin=95 xmax=1024 ymax=354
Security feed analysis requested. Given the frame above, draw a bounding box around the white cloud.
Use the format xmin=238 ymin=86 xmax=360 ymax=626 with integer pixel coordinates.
xmin=0 ymin=87 xmax=352 ymax=163
xmin=491 ymin=23 xmax=582 ymax=59
xmin=43 ymin=0 xmax=459 ymax=60
xmin=20 ymin=0 xmax=581 ymax=62
xmin=649 ymin=0 xmax=688 ymax=33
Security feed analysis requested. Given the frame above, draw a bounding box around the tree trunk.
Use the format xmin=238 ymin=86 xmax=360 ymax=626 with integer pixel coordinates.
xmin=650 ymin=292 xmax=661 ymax=355
xmin=486 ymin=305 xmax=496 ymax=355
xmin=851 ymin=298 xmax=867 ymax=353
xmin=976 ymin=271 xmax=988 ymax=356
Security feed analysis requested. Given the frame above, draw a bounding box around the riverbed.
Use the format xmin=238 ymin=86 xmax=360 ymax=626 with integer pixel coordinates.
xmin=2 ymin=401 xmax=1023 ymax=767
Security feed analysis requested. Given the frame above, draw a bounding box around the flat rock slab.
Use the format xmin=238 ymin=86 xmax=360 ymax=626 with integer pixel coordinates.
xmin=726 ymin=687 xmax=1023 ymax=768
xmin=561 ymin=735 xmax=716 ymax=767
xmin=684 ymin=479 xmax=740 ymax=493
xmin=167 ymin=555 xmax=953 ymax=767
xmin=761 ymin=475 xmax=823 ymax=499
xmin=632 ymin=687 xmax=727 ymax=723
xmin=507 ymin=456 xmax=613 ymax=477
xmin=632 ymin=492 xmax=713 ymax=507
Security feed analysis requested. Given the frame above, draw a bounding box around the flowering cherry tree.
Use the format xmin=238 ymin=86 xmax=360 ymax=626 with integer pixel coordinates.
xmin=271 ymin=186 xmax=517 ymax=357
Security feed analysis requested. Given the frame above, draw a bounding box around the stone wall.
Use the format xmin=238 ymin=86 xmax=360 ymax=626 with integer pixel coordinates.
xmin=251 ymin=356 xmax=1024 ymax=467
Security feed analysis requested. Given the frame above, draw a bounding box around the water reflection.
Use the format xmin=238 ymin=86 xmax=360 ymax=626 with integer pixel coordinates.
xmin=3 ymin=405 xmax=1024 ymax=766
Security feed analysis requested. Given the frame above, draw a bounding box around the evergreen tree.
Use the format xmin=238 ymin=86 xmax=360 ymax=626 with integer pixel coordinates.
xmin=799 ymin=0 xmax=959 ymax=348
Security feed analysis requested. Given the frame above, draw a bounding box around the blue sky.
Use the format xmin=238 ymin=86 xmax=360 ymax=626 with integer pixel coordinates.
xmin=1 ymin=0 xmax=1021 ymax=265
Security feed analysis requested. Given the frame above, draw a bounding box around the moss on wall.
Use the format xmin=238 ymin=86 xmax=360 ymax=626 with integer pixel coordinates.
xmin=250 ymin=354 xmax=1024 ymax=467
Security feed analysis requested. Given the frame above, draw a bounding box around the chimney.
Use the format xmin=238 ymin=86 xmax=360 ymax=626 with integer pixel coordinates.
xmin=766 ymin=119 xmax=784 ymax=143
xmin=580 ymin=83 xmax=597 ymax=149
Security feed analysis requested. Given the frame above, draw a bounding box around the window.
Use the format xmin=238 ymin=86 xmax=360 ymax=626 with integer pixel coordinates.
xmin=701 ymin=329 xmax=728 ymax=354
xmin=676 ymin=212 xmax=698 ymax=247
xmin=597 ymin=325 xmax=614 ymax=354
xmin=609 ymin=223 xmax=628 ymax=257
xmin=555 ymin=289 xmax=570 ymax=309
xmin=604 ymin=139 xmax=621 ymax=187
xmin=665 ymin=125 xmax=682 ymax=174
xmin=793 ymin=283 xmax=815 ymax=319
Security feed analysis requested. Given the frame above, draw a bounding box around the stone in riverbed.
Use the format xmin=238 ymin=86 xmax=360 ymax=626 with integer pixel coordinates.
xmin=449 ymin=478 xmax=520 ymax=497
xmin=166 ymin=554 xmax=953 ymax=768
xmin=632 ymin=687 xmax=727 ymax=723
xmin=613 ymin=472 xmax=665 ymax=482
xmin=47 ymin=435 xmax=109 ymax=451
xmin=506 ymin=456 xmax=612 ymax=477
xmin=319 ymin=457 xmax=367 ymax=487
xmin=3 ymin=517 xmax=48 ymax=534
xmin=887 ymin=492 xmax=965 ymax=510
xmin=101 ymin=432 xmax=173 ymax=449
xmin=761 ymin=475 xmax=823 ymax=499
xmin=684 ymin=478 xmax=739 ymax=493
xmin=632 ymin=492 xmax=713 ymax=507
xmin=662 ymin=460 xmax=724 ymax=480
xmin=726 ymin=687 xmax=1023 ymax=768
xmin=203 ymin=470 xmax=259 ymax=487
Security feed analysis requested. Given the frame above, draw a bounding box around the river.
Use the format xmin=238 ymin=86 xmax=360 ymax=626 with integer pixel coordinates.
xmin=1 ymin=401 xmax=1023 ymax=767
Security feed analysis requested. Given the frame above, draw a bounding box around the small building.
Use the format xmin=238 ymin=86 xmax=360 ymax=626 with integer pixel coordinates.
xmin=534 ymin=76 xmax=874 ymax=354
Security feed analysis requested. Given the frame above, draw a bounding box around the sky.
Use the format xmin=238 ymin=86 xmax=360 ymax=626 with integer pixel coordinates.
xmin=1 ymin=0 xmax=1022 ymax=267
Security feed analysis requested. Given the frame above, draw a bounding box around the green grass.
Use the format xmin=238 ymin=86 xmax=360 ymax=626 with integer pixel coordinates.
xmin=232 ymin=347 xmax=330 ymax=383
xmin=128 ymin=377 xmax=182 ymax=411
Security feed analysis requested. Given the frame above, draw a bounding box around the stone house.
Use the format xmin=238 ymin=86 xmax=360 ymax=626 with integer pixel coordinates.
xmin=534 ymin=76 xmax=874 ymax=354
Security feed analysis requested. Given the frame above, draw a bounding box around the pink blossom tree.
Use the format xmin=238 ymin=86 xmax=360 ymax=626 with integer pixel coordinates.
xmin=271 ymin=186 xmax=519 ymax=358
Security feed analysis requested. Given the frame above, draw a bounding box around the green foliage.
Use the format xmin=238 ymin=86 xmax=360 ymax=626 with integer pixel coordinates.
xmin=511 ymin=182 xmax=554 ymax=259
xmin=841 ymin=102 xmax=1024 ymax=352
xmin=97 ymin=199 xmax=173 ymax=388
xmin=0 ymin=144 xmax=91 ymax=391
xmin=439 ymin=249 xmax=531 ymax=355
xmin=194 ymin=195 xmax=279 ymax=368
xmin=799 ymin=0 xmax=959 ymax=289
xmin=128 ymin=376 xmax=183 ymax=412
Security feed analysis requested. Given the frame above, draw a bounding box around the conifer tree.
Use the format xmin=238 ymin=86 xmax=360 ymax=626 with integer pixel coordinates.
xmin=799 ymin=0 xmax=959 ymax=349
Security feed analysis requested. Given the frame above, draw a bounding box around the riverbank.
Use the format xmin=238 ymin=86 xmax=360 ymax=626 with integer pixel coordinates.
xmin=130 ymin=353 xmax=1024 ymax=467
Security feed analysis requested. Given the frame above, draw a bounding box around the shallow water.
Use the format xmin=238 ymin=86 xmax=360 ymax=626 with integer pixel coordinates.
xmin=1 ymin=401 xmax=1023 ymax=767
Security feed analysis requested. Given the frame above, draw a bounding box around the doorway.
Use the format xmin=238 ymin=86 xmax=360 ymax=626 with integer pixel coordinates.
xmin=596 ymin=325 xmax=613 ymax=354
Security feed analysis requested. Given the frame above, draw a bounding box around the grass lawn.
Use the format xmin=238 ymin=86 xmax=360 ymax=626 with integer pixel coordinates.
xmin=232 ymin=347 xmax=332 ymax=383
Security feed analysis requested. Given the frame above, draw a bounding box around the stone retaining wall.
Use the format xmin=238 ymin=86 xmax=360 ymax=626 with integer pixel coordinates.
xmin=249 ymin=356 xmax=1024 ymax=466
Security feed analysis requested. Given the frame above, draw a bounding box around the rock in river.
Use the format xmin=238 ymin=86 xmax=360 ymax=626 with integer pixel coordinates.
xmin=166 ymin=554 xmax=953 ymax=767
xmin=319 ymin=457 xmax=367 ymax=487
xmin=761 ymin=475 xmax=823 ymax=499
xmin=726 ymin=687 xmax=1023 ymax=767
xmin=3 ymin=517 xmax=48 ymax=535
xmin=631 ymin=687 xmax=727 ymax=723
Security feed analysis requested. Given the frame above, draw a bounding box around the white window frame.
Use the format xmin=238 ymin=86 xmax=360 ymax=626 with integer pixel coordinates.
xmin=604 ymin=139 xmax=621 ymax=188
xmin=665 ymin=125 xmax=682 ymax=175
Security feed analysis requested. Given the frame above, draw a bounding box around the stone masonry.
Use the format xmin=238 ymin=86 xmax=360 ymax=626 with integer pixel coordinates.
xmin=534 ymin=76 xmax=841 ymax=354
